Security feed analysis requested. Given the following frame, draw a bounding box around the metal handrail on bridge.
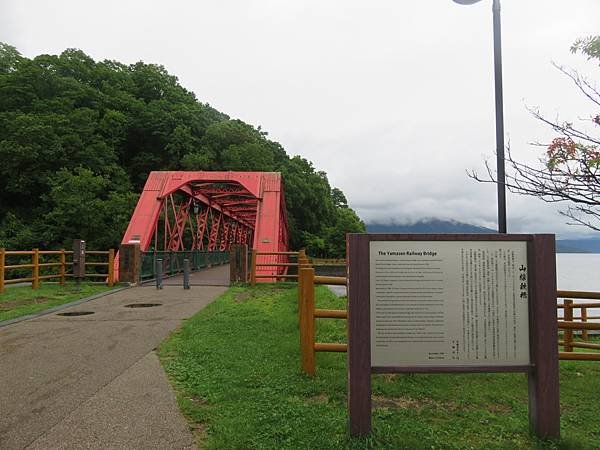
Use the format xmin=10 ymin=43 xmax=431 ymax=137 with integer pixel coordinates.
xmin=140 ymin=250 xmax=229 ymax=281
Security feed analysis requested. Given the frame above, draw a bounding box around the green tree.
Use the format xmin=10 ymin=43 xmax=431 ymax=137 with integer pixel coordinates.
xmin=0 ymin=43 xmax=364 ymax=255
xmin=331 ymin=188 xmax=348 ymax=208
xmin=42 ymin=168 xmax=138 ymax=249
xmin=0 ymin=43 xmax=22 ymax=73
xmin=324 ymin=207 xmax=366 ymax=257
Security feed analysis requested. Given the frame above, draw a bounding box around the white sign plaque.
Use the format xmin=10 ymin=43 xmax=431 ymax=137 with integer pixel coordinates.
xmin=370 ymin=241 xmax=530 ymax=367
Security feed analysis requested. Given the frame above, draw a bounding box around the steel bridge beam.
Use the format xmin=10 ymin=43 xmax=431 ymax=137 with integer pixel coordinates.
xmin=116 ymin=171 xmax=288 ymax=280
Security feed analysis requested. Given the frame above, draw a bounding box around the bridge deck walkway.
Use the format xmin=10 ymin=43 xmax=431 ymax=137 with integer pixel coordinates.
xmin=159 ymin=263 xmax=230 ymax=286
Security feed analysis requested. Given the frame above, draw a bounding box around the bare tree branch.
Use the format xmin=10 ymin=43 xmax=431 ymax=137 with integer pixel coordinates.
xmin=469 ymin=37 xmax=599 ymax=232
xmin=552 ymin=62 xmax=600 ymax=107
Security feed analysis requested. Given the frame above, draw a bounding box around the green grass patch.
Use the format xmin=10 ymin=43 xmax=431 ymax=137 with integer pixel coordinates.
xmin=0 ymin=282 xmax=115 ymax=322
xmin=159 ymin=284 xmax=600 ymax=449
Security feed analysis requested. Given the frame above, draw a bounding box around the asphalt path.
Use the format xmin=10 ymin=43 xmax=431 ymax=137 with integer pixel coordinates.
xmin=0 ymin=265 xmax=229 ymax=449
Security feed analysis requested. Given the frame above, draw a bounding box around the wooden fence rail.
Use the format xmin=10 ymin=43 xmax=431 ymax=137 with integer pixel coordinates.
xmin=299 ymin=266 xmax=348 ymax=376
xmin=250 ymin=249 xmax=304 ymax=285
xmin=557 ymin=290 xmax=600 ymax=361
xmin=0 ymin=248 xmax=115 ymax=293
xmin=294 ymin=271 xmax=600 ymax=375
xmin=246 ymin=253 xmax=600 ymax=373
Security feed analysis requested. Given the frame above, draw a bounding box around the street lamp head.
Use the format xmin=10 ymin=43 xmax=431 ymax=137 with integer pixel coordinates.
xmin=452 ymin=0 xmax=483 ymax=4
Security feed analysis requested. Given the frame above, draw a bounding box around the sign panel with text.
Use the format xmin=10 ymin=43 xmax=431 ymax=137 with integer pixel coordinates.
xmin=347 ymin=234 xmax=559 ymax=440
xmin=370 ymin=241 xmax=530 ymax=367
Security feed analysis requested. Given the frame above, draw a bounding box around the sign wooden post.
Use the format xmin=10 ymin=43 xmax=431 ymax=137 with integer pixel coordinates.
xmin=347 ymin=234 xmax=559 ymax=439
xmin=118 ymin=243 xmax=141 ymax=284
xmin=72 ymin=240 xmax=86 ymax=281
xmin=229 ymin=244 xmax=249 ymax=283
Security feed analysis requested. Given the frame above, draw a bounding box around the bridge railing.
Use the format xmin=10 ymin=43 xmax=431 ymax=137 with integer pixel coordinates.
xmin=140 ymin=250 xmax=229 ymax=280
xmin=0 ymin=247 xmax=115 ymax=293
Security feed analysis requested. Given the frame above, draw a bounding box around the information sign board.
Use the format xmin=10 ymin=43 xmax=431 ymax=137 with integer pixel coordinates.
xmin=347 ymin=234 xmax=559 ymax=440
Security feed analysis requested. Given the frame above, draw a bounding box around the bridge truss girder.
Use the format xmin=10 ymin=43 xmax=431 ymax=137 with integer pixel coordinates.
xmin=116 ymin=171 xmax=287 ymax=278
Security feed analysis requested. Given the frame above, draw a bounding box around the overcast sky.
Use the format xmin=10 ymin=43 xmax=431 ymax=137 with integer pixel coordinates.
xmin=2 ymin=0 xmax=599 ymax=238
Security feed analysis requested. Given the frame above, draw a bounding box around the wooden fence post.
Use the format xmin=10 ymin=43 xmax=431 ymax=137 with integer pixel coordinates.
xmin=250 ymin=249 xmax=257 ymax=286
xmin=298 ymin=261 xmax=304 ymax=319
xmin=32 ymin=248 xmax=40 ymax=289
xmin=0 ymin=248 xmax=5 ymax=294
xmin=581 ymin=306 xmax=588 ymax=341
xmin=119 ymin=244 xmax=141 ymax=284
xmin=564 ymin=299 xmax=573 ymax=352
xmin=108 ymin=249 xmax=115 ymax=287
xmin=298 ymin=249 xmax=306 ymax=262
xmin=59 ymin=248 xmax=66 ymax=286
xmin=297 ymin=256 xmax=309 ymax=319
xmin=300 ymin=267 xmax=316 ymax=376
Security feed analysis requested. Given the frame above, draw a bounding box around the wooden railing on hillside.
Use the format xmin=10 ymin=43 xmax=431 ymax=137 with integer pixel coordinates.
xmin=0 ymin=248 xmax=115 ymax=293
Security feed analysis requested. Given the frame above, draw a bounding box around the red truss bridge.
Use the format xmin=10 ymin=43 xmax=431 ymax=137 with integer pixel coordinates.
xmin=117 ymin=171 xmax=289 ymax=279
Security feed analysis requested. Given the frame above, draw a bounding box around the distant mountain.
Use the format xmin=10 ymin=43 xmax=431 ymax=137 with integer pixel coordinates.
xmin=366 ymin=219 xmax=495 ymax=234
xmin=556 ymin=239 xmax=600 ymax=253
xmin=366 ymin=219 xmax=600 ymax=253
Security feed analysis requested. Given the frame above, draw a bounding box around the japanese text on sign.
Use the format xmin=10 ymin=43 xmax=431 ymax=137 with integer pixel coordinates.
xmin=370 ymin=241 xmax=530 ymax=367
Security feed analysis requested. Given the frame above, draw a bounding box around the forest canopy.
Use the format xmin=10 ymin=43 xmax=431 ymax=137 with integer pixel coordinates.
xmin=0 ymin=43 xmax=364 ymax=257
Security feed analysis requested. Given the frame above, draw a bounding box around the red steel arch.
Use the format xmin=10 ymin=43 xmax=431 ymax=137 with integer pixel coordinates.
xmin=116 ymin=171 xmax=289 ymax=277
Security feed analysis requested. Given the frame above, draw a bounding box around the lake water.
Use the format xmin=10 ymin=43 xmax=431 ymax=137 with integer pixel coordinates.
xmin=556 ymin=253 xmax=600 ymax=321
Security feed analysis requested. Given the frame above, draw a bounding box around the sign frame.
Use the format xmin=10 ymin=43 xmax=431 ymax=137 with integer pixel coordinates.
xmin=347 ymin=233 xmax=559 ymax=439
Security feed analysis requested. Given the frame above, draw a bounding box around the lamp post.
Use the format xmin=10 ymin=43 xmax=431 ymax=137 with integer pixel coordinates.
xmin=453 ymin=0 xmax=506 ymax=233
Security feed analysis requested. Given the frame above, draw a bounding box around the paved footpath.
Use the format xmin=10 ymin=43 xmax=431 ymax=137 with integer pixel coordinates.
xmin=0 ymin=265 xmax=229 ymax=450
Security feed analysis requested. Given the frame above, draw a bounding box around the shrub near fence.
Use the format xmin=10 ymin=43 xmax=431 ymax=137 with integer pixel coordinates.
xmin=0 ymin=248 xmax=115 ymax=293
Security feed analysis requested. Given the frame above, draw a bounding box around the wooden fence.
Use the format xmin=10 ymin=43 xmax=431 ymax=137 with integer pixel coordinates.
xmin=296 ymin=267 xmax=600 ymax=375
xmin=0 ymin=248 xmax=115 ymax=293
xmin=557 ymin=290 xmax=600 ymax=361
xmin=250 ymin=249 xmax=304 ymax=285
xmin=299 ymin=266 xmax=348 ymax=376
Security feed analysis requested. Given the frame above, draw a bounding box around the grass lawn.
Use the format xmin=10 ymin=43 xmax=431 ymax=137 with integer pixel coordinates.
xmin=0 ymin=282 xmax=116 ymax=322
xmin=159 ymin=284 xmax=600 ymax=450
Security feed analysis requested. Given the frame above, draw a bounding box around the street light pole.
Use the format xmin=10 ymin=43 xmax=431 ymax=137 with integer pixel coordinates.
xmin=491 ymin=0 xmax=506 ymax=233
xmin=454 ymin=0 xmax=507 ymax=233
